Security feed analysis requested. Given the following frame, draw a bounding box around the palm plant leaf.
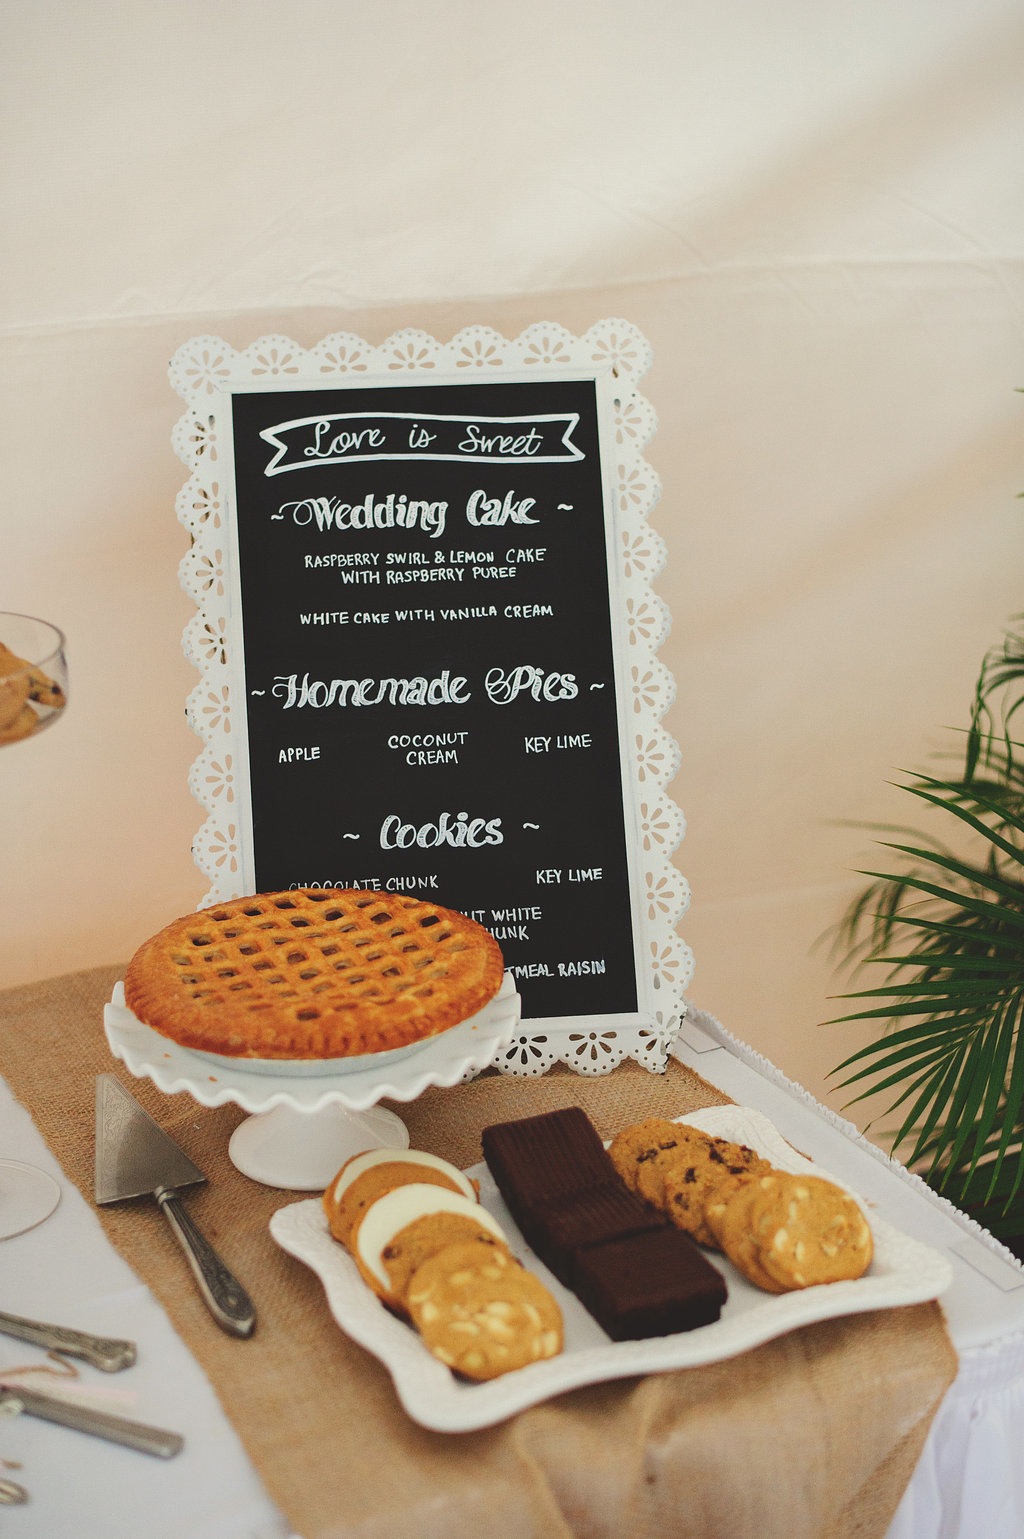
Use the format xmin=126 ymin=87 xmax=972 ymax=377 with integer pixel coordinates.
xmin=826 ymin=655 xmax=1024 ymax=1234
xmin=965 ymin=614 xmax=1024 ymax=779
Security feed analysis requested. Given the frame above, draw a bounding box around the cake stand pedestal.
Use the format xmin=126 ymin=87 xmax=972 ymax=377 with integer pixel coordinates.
xmin=103 ymin=976 xmax=521 ymax=1191
xmin=227 ymin=1102 xmax=409 ymax=1188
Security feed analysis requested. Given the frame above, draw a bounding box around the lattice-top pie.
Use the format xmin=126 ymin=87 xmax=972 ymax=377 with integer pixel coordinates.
xmin=123 ymin=889 xmax=505 ymax=1060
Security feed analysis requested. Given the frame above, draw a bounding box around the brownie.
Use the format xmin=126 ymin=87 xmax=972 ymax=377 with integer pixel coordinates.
xmin=482 ymin=1107 xmax=615 ymax=1206
xmin=529 ymin=1182 xmax=667 ymax=1286
xmin=570 ymin=1227 xmax=728 ymax=1341
xmin=482 ymin=1106 xmax=729 ymax=1339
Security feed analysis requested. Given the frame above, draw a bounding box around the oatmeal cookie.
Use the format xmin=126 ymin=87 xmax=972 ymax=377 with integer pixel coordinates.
xmin=608 ymin=1119 xmax=712 ymax=1208
xmin=662 ymin=1135 xmax=772 ymax=1246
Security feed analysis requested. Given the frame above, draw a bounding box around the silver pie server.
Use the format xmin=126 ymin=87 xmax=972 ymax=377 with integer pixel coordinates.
xmin=94 ymin=1075 xmax=256 ymax=1338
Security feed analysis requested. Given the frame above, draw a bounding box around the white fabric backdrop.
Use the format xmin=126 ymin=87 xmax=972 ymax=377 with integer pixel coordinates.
xmin=2 ymin=0 xmax=1023 ymax=1123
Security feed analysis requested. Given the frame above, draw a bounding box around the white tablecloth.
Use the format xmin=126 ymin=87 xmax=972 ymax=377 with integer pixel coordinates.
xmin=2 ymin=1009 xmax=1022 ymax=1539
xmin=675 ymin=1009 xmax=1024 ymax=1539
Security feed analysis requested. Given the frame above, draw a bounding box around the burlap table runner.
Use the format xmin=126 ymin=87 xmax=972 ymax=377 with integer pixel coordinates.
xmin=2 ymin=965 xmax=957 ymax=1539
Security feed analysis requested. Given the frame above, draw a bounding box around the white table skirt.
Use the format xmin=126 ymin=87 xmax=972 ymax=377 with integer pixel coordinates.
xmin=675 ymin=1007 xmax=1024 ymax=1539
xmin=2 ymin=1007 xmax=1022 ymax=1539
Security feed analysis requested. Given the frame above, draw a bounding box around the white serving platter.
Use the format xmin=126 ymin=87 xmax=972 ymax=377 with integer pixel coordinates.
xmin=269 ymin=1104 xmax=954 ymax=1432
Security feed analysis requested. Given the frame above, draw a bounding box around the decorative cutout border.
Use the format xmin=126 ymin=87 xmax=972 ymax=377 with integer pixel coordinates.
xmin=170 ymin=321 xmax=691 ymax=1075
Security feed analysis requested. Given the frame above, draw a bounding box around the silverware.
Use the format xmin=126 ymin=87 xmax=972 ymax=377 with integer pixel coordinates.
xmin=0 ymin=1386 xmax=182 ymax=1458
xmin=0 ymin=1309 xmax=135 ymax=1372
xmin=94 ymin=1075 xmax=256 ymax=1339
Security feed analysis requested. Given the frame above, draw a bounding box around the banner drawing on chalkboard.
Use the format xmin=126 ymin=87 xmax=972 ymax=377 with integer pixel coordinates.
xmin=171 ymin=322 xmax=691 ymax=1076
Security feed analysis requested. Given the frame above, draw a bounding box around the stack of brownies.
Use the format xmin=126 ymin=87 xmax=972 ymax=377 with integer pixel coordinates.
xmin=482 ymin=1107 xmax=727 ymax=1341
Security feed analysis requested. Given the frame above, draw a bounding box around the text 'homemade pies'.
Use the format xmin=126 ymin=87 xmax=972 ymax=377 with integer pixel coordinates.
xmin=124 ymin=889 xmax=504 ymax=1060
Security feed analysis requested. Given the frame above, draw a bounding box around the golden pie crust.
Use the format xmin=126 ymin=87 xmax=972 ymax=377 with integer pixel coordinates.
xmin=124 ymin=889 xmax=504 ymax=1060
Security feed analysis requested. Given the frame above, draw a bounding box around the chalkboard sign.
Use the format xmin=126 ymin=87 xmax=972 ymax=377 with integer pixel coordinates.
xmin=172 ymin=323 xmax=691 ymax=1075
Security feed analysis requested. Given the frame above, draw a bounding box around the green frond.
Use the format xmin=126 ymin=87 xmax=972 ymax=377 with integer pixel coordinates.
xmin=826 ymin=604 xmax=1024 ymax=1236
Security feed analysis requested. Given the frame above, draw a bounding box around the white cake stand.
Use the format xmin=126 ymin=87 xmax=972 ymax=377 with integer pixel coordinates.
xmin=103 ymin=975 xmax=520 ymax=1191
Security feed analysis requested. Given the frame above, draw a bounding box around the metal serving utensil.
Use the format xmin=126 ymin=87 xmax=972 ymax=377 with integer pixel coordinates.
xmin=0 ymin=1310 xmax=135 ymax=1372
xmin=0 ymin=1386 xmax=183 ymax=1458
xmin=94 ymin=1075 xmax=256 ymax=1339
xmin=0 ymin=1475 xmax=29 ymax=1504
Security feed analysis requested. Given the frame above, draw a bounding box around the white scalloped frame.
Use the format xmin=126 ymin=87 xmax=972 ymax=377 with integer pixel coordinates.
xmin=170 ymin=321 xmax=692 ymax=1077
